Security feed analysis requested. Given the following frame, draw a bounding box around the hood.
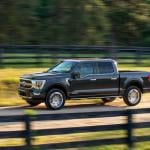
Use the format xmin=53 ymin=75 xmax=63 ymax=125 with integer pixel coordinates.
xmin=21 ymin=72 xmax=67 ymax=80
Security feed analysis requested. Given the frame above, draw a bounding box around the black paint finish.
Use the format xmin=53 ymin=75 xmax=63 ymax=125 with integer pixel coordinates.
xmin=18 ymin=59 xmax=150 ymax=102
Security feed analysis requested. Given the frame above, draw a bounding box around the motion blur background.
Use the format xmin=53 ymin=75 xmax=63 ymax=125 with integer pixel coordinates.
xmin=0 ymin=0 xmax=150 ymax=106
xmin=0 ymin=1 xmax=150 ymax=149
xmin=0 ymin=0 xmax=150 ymax=45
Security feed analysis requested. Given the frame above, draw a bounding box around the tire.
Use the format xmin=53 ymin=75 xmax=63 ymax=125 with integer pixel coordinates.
xmin=45 ymin=88 xmax=66 ymax=110
xmin=26 ymin=100 xmax=41 ymax=107
xmin=123 ymin=86 xmax=141 ymax=106
xmin=101 ymin=97 xmax=116 ymax=103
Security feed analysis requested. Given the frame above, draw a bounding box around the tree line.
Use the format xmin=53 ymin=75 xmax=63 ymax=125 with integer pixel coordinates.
xmin=0 ymin=0 xmax=149 ymax=46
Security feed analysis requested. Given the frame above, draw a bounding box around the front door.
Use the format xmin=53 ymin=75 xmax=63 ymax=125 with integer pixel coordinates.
xmin=69 ymin=62 xmax=98 ymax=97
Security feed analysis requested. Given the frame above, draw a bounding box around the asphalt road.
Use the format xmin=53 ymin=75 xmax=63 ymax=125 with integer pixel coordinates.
xmin=0 ymin=104 xmax=124 ymax=116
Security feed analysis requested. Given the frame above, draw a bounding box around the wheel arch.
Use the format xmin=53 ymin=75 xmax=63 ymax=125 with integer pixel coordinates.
xmin=125 ymin=80 xmax=143 ymax=93
xmin=46 ymin=83 xmax=68 ymax=99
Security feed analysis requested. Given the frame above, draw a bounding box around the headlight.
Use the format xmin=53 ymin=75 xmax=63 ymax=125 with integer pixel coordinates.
xmin=32 ymin=80 xmax=46 ymax=89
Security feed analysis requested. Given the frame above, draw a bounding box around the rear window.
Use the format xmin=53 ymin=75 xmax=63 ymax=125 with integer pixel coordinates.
xmin=97 ymin=62 xmax=114 ymax=74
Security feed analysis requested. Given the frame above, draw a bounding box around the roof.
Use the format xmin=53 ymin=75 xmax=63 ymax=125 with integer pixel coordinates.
xmin=64 ymin=59 xmax=116 ymax=62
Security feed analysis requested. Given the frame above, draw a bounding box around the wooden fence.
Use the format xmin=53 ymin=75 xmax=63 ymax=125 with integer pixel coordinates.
xmin=0 ymin=108 xmax=150 ymax=150
xmin=0 ymin=45 xmax=150 ymax=67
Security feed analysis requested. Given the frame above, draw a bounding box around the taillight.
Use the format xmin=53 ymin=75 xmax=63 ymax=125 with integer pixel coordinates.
xmin=147 ymin=75 xmax=150 ymax=81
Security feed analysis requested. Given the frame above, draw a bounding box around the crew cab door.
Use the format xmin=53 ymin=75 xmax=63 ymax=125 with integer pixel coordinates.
xmin=92 ymin=61 xmax=119 ymax=96
xmin=69 ymin=62 xmax=98 ymax=97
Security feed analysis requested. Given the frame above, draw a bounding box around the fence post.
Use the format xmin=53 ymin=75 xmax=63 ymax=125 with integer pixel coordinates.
xmin=127 ymin=109 xmax=134 ymax=150
xmin=24 ymin=114 xmax=32 ymax=149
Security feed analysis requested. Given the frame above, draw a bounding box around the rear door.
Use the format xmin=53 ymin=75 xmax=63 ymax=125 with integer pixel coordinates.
xmin=92 ymin=61 xmax=119 ymax=96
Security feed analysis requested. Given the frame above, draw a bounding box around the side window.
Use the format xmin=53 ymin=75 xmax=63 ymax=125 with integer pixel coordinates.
xmin=80 ymin=62 xmax=93 ymax=77
xmin=73 ymin=63 xmax=81 ymax=73
xmin=97 ymin=62 xmax=114 ymax=74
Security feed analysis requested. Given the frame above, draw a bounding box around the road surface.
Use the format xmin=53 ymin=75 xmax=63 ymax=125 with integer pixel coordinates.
xmin=0 ymin=94 xmax=150 ymax=116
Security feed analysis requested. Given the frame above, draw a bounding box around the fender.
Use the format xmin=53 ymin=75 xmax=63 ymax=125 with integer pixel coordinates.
xmin=123 ymin=78 xmax=143 ymax=90
xmin=46 ymin=83 xmax=69 ymax=98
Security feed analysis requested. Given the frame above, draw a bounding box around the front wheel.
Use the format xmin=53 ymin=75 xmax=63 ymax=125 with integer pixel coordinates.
xmin=101 ymin=97 xmax=116 ymax=103
xmin=45 ymin=89 xmax=66 ymax=110
xmin=123 ymin=86 xmax=141 ymax=106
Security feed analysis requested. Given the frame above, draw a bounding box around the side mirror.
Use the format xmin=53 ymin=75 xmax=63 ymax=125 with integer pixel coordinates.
xmin=71 ymin=72 xmax=80 ymax=79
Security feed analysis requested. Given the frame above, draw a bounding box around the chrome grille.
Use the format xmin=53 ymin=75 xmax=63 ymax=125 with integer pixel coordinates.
xmin=20 ymin=79 xmax=32 ymax=88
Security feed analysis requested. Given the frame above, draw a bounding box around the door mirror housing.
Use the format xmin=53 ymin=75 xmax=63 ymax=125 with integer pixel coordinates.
xmin=71 ymin=72 xmax=80 ymax=79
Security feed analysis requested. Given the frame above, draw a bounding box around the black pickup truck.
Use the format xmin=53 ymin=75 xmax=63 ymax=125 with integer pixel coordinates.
xmin=18 ymin=59 xmax=150 ymax=110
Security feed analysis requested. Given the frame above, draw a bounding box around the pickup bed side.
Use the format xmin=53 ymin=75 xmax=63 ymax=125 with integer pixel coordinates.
xmin=119 ymin=71 xmax=150 ymax=95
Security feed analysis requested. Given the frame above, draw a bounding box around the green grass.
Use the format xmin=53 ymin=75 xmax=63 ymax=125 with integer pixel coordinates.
xmin=0 ymin=68 xmax=45 ymax=106
xmin=0 ymin=129 xmax=150 ymax=149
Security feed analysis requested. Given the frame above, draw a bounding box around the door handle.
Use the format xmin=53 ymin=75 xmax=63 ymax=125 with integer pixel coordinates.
xmin=90 ymin=79 xmax=96 ymax=81
xmin=111 ymin=77 xmax=117 ymax=80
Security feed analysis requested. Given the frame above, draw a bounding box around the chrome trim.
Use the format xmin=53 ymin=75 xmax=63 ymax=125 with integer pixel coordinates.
xmin=20 ymin=78 xmax=32 ymax=89
xmin=20 ymin=82 xmax=32 ymax=87
xmin=33 ymin=92 xmax=41 ymax=96
xmin=143 ymin=88 xmax=150 ymax=90
xmin=49 ymin=92 xmax=64 ymax=109
xmin=72 ymin=88 xmax=118 ymax=94
xmin=90 ymin=79 xmax=96 ymax=81
xmin=20 ymin=78 xmax=32 ymax=81
xmin=111 ymin=77 xmax=117 ymax=80
xmin=66 ymin=78 xmax=70 ymax=86
xmin=22 ymin=96 xmax=32 ymax=99
xmin=70 ymin=96 xmax=120 ymax=99
xmin=18 ymin=89 xmax=26 ymax=92
xmin=128 ymin=89 xmax=140 ymax=104
xmin=80 ymin=72 xmax=118 ymax=79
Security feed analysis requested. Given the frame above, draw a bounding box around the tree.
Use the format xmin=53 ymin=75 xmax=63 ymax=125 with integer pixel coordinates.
xmin=103 ymin=0 xmax=150 ymax=46
xmin=0 ymin=0 xmax=149 ymax=46
xmin=0 ymin=0 xmax=37 ymax=44
xmin=36 ymin=0 xmax=110 ymax=45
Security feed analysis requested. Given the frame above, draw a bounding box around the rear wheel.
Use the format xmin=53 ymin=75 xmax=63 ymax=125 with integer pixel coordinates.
xmin=26 ymin=100 xmax=41 ymax=107
xmin=45 ymin=89 xmax=66 ymax=110
xmin=101 ymin=97 xmax=116 ymax=103
xmin=123 ymin=86 xmax=141 ymax=106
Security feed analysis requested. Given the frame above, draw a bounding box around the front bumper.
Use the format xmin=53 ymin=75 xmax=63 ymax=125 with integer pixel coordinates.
xmin=18 ymin=87 xmax=46 ymax=102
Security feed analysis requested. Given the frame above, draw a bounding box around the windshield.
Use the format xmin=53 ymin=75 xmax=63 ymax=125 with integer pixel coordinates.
xmin=48 ymin=61 xmax=76 ymax=73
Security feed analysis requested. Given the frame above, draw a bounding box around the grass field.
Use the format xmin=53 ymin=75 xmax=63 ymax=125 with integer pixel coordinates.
xmin=0 ymin=68 xmax=44 ymax=106
xmin=0 ymin=66 xmax=150 ymax=106
xmin=0 ymin=128 xmax=150 ymax=149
